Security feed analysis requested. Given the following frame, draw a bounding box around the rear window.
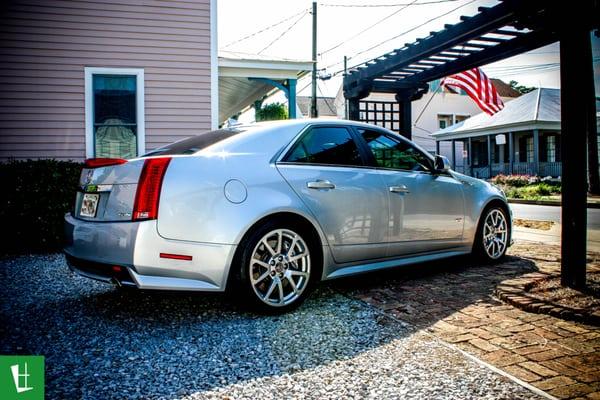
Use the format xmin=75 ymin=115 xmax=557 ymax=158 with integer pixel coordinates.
xmin=142 ymin=128 xmax=246 ymax=157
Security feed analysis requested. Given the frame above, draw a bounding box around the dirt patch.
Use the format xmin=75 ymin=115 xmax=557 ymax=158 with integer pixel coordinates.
xmin=527 ymin=272 xmax=600 ymax=313
xmin=513 ymin=218 xmax=554 ymax=230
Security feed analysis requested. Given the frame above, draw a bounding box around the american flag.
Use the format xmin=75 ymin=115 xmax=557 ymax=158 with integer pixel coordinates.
xmin=442 ymin=68 xmax=504 ymax=115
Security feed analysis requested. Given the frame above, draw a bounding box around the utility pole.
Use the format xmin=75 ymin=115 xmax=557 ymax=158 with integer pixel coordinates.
xmin=311 ymin=1 xmax=318 ymax=118
xmin=343 ymin=56 xmax=348 ymax=119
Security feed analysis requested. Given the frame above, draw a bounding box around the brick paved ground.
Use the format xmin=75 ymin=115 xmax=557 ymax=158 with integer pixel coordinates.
xmin=332 ymin=242 xmax=600 ymax=399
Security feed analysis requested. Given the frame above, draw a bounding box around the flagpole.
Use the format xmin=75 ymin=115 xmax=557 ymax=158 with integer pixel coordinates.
xmin=414 ymin=80 xmax=442 ymax=127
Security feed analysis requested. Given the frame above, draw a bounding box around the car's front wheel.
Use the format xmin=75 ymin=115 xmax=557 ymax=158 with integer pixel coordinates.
xmin=474 ymin=205 xmax=510 ymax=261
xmin=236 ymin=221 xmax=317 ymax=313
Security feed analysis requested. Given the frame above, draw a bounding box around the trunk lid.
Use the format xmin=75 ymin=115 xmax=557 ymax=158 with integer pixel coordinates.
xmin=74 ymin=159 xmax=144 ymax=221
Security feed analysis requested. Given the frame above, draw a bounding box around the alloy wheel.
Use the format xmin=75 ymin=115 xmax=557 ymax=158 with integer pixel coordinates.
xmin=483 ymin=209 xmax=508 ymax=259
xmin=249 ymin=229 xmax=311 ymax=307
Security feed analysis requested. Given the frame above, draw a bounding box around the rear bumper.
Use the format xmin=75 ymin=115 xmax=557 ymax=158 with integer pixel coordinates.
xmin=64 ymin=213 xmax=236 ymax=291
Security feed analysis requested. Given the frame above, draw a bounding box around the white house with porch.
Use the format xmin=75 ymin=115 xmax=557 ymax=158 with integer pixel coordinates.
xmin=432 ymin=88 xmax=561 ymax=178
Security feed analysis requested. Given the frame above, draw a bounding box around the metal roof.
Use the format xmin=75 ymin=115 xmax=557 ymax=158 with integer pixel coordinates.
xmin=432 ymin=88 xmax=561 ymax=139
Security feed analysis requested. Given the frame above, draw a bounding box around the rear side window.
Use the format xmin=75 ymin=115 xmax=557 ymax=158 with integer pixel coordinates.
xmin=284 ymin=126 xmax=363 ymax=167
xmin=359 ymin=129 xmax=432 ymax=171
xmin=142 ymin=128 xmax=245 ymax=156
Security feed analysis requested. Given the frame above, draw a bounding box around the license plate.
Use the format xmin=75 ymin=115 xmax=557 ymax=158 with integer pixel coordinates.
xmin=80 ymin=193 xmax=100 ymax=218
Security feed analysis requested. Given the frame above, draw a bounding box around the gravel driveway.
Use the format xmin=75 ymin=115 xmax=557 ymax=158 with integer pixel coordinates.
xmin=1 ymin=254 xmax=543 ymax=399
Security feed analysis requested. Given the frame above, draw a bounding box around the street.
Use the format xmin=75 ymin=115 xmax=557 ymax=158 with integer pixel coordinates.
xmin=509 ymin=203 xmax=600 ymax=230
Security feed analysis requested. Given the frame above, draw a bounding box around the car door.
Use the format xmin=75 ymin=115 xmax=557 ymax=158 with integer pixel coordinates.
xmin=276 ymin=125 xmax=389 ymax=264
xmin=356 ymin=128 xmax=465 ymax=256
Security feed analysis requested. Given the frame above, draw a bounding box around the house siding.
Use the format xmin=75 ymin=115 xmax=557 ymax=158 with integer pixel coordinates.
xmin=0 ymin=0 xmax=212 ymax=161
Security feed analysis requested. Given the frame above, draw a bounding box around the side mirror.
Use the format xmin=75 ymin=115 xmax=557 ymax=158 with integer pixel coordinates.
xmin=434 ymin=155 xmax=451 ymax=173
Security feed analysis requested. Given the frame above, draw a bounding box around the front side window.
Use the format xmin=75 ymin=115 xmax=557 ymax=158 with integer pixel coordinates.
xmin=285 ymin=126 xmax=363 ymax=166
xmin=93 ymin=75 xmax=137 ymax=158
xmin=359 ymin=129 xmax=432 ymax=172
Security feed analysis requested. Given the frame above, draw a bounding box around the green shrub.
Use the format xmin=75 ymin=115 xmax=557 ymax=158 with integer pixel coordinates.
xmin=1 ymin=159 xmax=82 ymax=254
xmin=255 ymin=102 xmax=288 ymax=121
xmin=503 ymin=182 xmax=561 ymax=200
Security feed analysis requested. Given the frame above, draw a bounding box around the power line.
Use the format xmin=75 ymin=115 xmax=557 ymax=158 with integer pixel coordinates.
xmin=320 ymin=0 xmax=420 ymax=55
xmin=258 ymin=10 xmax=308 ymax=54
xmin=320 ymin=0 xmax=461 ymax=7
xmin=317 ymin=81 xmax=338 ymax=115
xmin=326 ymin=0 xmax=478 ymax=72
xmin=222 ymin=9 xmax=308 ymax=49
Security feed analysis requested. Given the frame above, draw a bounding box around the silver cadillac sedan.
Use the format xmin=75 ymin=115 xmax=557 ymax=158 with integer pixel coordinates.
xmin=64 ymin=119 xmax=511 ymax=312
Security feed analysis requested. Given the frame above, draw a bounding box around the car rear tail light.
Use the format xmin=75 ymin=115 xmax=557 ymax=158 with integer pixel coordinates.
xmin=84 ymin=158 xmax=128 ymax=168
xmin=132 ymin=157 xmax=171 ymax=221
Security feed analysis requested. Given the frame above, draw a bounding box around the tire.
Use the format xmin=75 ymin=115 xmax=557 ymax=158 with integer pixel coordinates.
xmin=473 ymin=205 xmax=510 ymax=262
xmin=233 ymin=219 xmax=320 ymax=313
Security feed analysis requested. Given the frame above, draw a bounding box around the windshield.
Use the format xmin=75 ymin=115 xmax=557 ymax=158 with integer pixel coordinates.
xmin=142 ymin=128 xmax=246 ymax=157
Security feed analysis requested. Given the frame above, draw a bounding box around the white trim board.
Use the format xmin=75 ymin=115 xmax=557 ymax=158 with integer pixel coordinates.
xmin=84 ymin=67 xmax=145 ymax=159
xmin=210 ymin=0 xmax=219 ymax=129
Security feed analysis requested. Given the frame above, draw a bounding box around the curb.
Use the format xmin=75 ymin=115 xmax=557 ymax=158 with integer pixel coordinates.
xmin=494 ymin=274 xmax=600 ymax=326
xmin=508 ymin=198 xmax=600 ymax=208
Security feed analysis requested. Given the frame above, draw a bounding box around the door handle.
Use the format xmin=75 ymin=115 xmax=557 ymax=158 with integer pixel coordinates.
xmin=389 ymin=185 xmax=410 ymax=194
xmin=307 ymin=180 xmax=336 ymax=190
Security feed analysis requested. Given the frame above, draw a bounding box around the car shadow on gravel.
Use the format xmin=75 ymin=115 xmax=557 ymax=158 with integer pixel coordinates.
xmin=0 ymin=252 xmax=537 ymax=399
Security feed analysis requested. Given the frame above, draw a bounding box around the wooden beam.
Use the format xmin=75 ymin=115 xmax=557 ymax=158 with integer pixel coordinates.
xmin=345 ymin=0 xmax=522 ymax=85
xmin=401 ymin=29 xmax=557 ymax=86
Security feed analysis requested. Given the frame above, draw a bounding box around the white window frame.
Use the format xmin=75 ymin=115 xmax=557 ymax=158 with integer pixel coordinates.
xmin=84 ymin=67 xmax=145 ymax=158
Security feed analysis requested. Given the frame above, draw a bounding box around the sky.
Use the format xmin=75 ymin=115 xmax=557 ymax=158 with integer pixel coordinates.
xmin=218 ymin=0 xmax=565 ymax=99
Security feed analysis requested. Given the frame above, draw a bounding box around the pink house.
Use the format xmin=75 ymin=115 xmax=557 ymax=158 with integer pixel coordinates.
xmin=0 ymin=0 xmax=311 ymax=161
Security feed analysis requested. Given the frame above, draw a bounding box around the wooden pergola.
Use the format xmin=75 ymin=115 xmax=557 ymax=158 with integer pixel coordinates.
xmin=343 ymin=0 xmax=600 ymax=288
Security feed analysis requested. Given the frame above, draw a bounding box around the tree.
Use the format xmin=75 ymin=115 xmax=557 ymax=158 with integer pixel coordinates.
xmin=255 ymin=102 xmax=288 ymax=121
xmin=509 ymin=80 xmax=536 ymax=94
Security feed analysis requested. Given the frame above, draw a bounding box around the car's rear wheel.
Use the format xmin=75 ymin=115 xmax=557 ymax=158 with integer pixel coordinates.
xmin=474 ymin=205 xmax=510 ymax=261
xmin=235 ymin=221 xmax=317 ymax=313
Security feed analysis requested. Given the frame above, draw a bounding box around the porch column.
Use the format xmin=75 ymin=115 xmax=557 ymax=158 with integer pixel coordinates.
xmin=533 ymin=129 xmax=540 ymax=175
xmin=560 ymin=26 xmax=591 ymax=289
xmin=498 ymin=142 xmax=505 ymax=173
xmin=435 ymin=140 xmax=440 ymax=155
xmin=487 ymin=134 xmax=492 ymax=178
xmin=451 ymin=140 xmax=456 ymax=170
xmin=287 ymin=78 xmax=297 ymax=119
xmin=468 ymin=137 xmax=473 ymax=176
xmin=508 ymin=132 xmax=514 ymax=174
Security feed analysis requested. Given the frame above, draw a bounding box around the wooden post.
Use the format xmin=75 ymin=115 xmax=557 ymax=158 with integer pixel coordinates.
xmin=560 ymin=27 xmax=591 ymax=289
xmin=435 ymin=140 xmax=440 ymax=155
xmin=398 ymin=99 xmax=412 ymax=140
xmin=348 ymin=98 xmax=360 ymax=121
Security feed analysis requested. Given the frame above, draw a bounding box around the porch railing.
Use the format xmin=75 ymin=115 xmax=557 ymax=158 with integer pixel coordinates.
xmin=540 ymin=162 xmax=562 ymax=177
xmin=459 ymin=162 xmax=562 ymax=178
xmin=512 ymin=162 xmax=537 ymax=175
